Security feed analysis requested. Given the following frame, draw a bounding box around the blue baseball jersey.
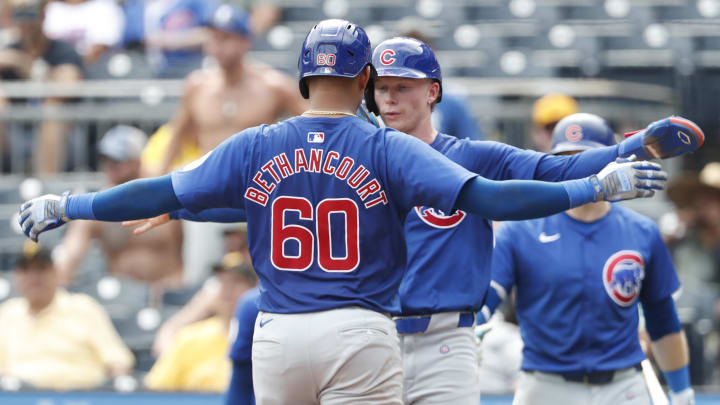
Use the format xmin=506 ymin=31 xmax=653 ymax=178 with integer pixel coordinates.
xmin=490 ymin=205 xmax=680 ymax=373
xmin=229 ymin=287 xmax=260 ymax=363
xmin=399 ymin=133 xmax=545 ymax=315
xmin=171 ymin=116 xmax=476 ymax=314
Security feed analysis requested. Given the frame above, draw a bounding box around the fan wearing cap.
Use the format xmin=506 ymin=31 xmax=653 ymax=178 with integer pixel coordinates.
xmin=0 ymin=242 xmax=133 ymax=390
xmin=55 ymin=125 xmax=184 ymax=288
xmin=145 ymin=252 xmax=257 ymax=392
xmin=530 ymin=93 xmax=579 ymax=153
xmin=156 ymin=4 xmax=307 ymax=176
xmin=0 ymin=0 xmax=83 ymax=174
xmin=483 ymin=113 xmax=693 ymax=405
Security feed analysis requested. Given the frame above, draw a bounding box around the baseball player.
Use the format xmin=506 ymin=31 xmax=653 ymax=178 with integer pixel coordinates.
xmin=362 ymin=37 xmax=702 ymax=405
xmin=226 ymin=285 xmax=259 ymax=405
xmin=481 ymin=113 xmax=694 ymax=405
xmin=19 ymin=20 xmax=673 ymax=405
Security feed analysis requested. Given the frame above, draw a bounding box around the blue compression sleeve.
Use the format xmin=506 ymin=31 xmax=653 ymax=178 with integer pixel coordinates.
xmin=171 ymin=208 xmax=247 ymax=223
xmin=535 ymin=145 xmax=620 ymax=181
xmin=643 ymin=295 xmax=682 ymax=341
xmin=454 ymin=176 xmax=596 ymax=221
xmin=65 ymin=175 xmax=182 ymax=221
xmin=664 ymin=366 xmax=691 ymax=393
xmin=225 ymin=360 xmax=254 ymax=405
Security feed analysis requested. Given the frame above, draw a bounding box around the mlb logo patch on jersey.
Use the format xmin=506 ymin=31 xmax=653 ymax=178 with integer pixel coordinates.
xmin=307 ymin=132 xmax=325 ymax=143
xmin=602 ymin=250 xmax=645 ymax=307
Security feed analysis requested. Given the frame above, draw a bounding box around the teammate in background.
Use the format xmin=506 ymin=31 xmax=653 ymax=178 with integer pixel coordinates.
xmin=56 ymin=125 xmax=184 ymax=287
xmin=157 ymin=4 xmax=307 ymax=175
xmin=481 ymin=113 xmax=694 ymax=405
xmin=530 ymin=93 xmax=578 ymax=152
xmin=363 ymin=37 xmax=701 ymax=405
xmin=225 ymin=279 xmax=259 ymax=405
xmin=19 ymin=20 xmax=682 ymax=404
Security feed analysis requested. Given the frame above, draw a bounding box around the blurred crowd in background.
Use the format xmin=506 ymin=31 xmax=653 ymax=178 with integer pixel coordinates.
xmin=0 ymin=0 xmax=718 ymax=396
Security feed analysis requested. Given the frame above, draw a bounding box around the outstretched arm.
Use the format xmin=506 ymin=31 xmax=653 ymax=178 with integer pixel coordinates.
xmin=123 ymin=208 xmax=247 ymax=236
xmin=535 ymin=116 xmax=705 ymax=182
xmin=19 ymin=176 xmax=182 ymax=242
xmin=644 ymin=297 xmax=693 ymax=404
xmin=454 ymin=159 xmax=665 ymax=221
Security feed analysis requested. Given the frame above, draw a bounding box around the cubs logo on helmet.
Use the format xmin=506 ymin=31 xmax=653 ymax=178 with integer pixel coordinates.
xmin=380 ymin=49 xmax=396 ymax=65
xmin=602 ymin=250 xmax=645 ymax=307
xmin=414 ymin=206 xmax=466 ymax=229
xmin=565 ymin=124 xmax=583 ymax=142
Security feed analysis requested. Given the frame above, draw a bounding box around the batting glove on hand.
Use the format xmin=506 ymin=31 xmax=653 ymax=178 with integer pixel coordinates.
xmin=619 ymin=116 xmax=705 ymax=160
xmin=670 ymin=388 xmax=695 ymax=405
xmin=590 ymin=156 xmax=667 ymax=202
xmin=18 ymin=191 xmax=70 ymax=242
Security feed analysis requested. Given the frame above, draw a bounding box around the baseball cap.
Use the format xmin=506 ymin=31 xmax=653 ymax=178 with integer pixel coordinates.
xmin=98 ymin=125 xmax=147 ymax=162
xmin=667 ymin=162 xmax=720 ymax=209
xmin=211 ymin=252 xmax=258 ymax=284
xmin=15 ymin=241 xmax=52 ymax=269
xmin=550 ymin=113 xmax=615 ymax=154
xmin=205 ymin=4 xmax=252 ymax=37
xmin=532 ymin=94 xmax=579 ymax=127
xmin=10 ymin=0 xmax=43 ymax=20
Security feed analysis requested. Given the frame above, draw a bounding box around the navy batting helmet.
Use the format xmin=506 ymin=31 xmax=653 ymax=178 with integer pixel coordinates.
xmin=365 ymin=37 xmax=442 ymax=114
xmin=551 ymin=113 xmax=615 ymax=154
xmin=298 ymin=19 xmax=372 ymax=99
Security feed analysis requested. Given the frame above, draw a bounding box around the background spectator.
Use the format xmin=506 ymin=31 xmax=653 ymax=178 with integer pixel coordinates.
xmin=0 ymin=242 xmax=134 ymax=390
xmin=0 ymin=0 xmax=83 ymax=174
xmin=55 ymin=125 xmax=184 ymax=289
xmin=144 ymin=254 xmax=257 ymax=392
xmin=42 ymin=0 xmax=125 ymax=66
xmin=121 ymin=0 xmax=218 ymax=78
xmin=529 ymin=94 xmax=578 ymax=153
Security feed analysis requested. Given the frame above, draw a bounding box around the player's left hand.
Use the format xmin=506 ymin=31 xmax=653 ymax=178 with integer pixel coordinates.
xmin=591 ymin=156 xmax=667 ymax=202
xmin=18 ymin=192 xmax=70 ymax=242
xmin=619 ymin=116 xmax=704 ymax=160
xmin=122 ymin=213 xmax=171 ymax=235
xmin=669 ymin=387 xmax=695 ymax=405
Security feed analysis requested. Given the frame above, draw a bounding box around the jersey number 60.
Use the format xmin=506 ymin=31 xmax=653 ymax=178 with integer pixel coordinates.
xmin=271 ymin=196 xmax=359 ymax=272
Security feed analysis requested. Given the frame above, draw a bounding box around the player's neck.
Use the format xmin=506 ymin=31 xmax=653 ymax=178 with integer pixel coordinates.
xmin=565 ymin=201 xmax=611 ymax=223
xmin=307 ymin=92 xmax=359 ymax=117
xmin=408 ymin=114 xmax=438 ymax=145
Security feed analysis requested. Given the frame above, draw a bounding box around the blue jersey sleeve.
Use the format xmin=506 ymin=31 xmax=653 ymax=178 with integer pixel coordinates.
xmin=171 ymin=128 xmax=256 ymax=213
xmin=640 ymin=224 xmax=681 ymax=305
xmin=229 ymin=289 xmax=259 ymax=363
xmin=172 ymin=208 xmax=247 ymax=223
xmin=489 ymin=222 xmax=516 ymax=302
xmin=464 ymin=141 xmax=544 ymax=181
xmin=534 ymin=145 xmax=621 ymax=181
xmin=383 ymin=130 xmax=476 ymax=214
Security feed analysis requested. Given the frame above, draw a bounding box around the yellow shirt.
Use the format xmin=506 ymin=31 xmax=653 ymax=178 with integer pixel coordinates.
xmin=141 ymin=124 xmax=202 ymax=175
xmin=145 ymin=317 xmax=231 ymax=392
xmin=0 ymin=289 xmax=134 ymax=390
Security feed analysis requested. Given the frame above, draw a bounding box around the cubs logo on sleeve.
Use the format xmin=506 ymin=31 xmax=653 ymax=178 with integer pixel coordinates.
xmin=602 ymin=250 xmax=645 ymax=307
xmin=414 ymin=206 xmax=466 ymax=229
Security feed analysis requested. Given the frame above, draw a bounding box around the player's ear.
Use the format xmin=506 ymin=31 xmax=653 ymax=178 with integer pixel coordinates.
xmin=357 ymin=66 xmax=371 ymax=92
xmin=427 ymin=80 xmax=440 ymax=105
